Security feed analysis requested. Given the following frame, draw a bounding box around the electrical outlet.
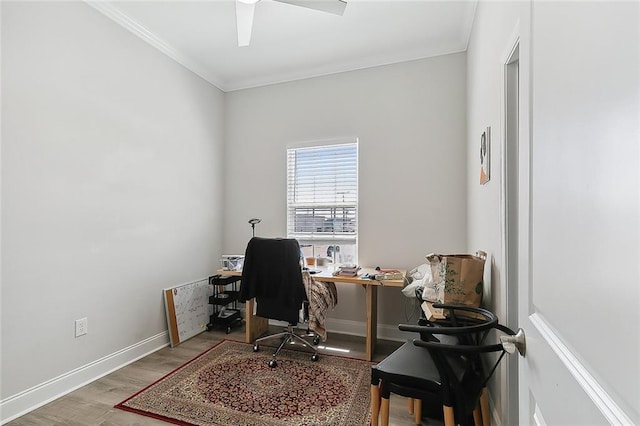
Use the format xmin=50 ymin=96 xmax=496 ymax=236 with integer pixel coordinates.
xmin=75 ymin=317 xmax=88 ymax=337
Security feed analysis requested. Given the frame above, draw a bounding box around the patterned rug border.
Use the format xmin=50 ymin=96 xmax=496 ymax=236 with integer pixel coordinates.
xmin=115 ymin=339 xmax=375 ymax=426
xmin=114 ymin=341 xmax=233 ymax=426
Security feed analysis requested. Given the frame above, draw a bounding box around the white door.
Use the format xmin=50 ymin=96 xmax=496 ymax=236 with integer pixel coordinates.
xmin=506 ymin=2 xmax=639 ymax=425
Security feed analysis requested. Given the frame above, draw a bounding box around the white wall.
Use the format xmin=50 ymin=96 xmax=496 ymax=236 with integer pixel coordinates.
xmin=224 ymin=54 xmax=467 ymax=330
xmin=467 ymin=0 xmax=639 ymax=424
xmin=466 ymin=2 xmax=522 ymax=421
xmin=466 ymin=1 xmax=522 ymax=320
xmin=0 ymin=2 xmax=225 ymax=419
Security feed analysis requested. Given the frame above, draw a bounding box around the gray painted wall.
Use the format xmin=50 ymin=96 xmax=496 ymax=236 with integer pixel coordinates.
xmin=1 ymin=0 xmax=225 ymax=408
xmin=465 ymin=1 xmax=522 ymax=420
xmin=223 ymin=54 xmax=468 ymax=330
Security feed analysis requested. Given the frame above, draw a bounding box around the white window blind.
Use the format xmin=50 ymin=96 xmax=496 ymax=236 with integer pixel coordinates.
xmin=287 ymin=141 xmax=358 ymax=247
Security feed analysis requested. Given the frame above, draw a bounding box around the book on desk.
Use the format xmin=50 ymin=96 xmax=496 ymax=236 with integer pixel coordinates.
xmin=373 ymin=270 xmax=404 ymax=280
xmin=333 ymin=265 xmax=361 ymax=277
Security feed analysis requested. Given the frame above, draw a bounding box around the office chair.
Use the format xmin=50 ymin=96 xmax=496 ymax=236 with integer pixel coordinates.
xmin=239 ymin=237 xmax=319 ymax=368
xmin=371 ymin=304 xmax=516 ymax=426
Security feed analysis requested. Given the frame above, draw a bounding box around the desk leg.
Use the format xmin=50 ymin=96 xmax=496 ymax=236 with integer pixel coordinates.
xmin=365 ymin=285 xmax=378 ymax=361
xmin=244 ymin=299 xmax=268 ymax=343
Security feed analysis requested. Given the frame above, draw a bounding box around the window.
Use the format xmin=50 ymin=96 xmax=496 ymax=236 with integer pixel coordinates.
xmin=287 ymin=139 xmax=358 ymax=265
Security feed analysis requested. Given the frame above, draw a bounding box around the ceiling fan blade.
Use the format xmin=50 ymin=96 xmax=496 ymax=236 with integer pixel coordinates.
xmin=274 ymin=0 xmax=347 ymax=16
xmin=236 ymin=0 xmax=256 ymax=47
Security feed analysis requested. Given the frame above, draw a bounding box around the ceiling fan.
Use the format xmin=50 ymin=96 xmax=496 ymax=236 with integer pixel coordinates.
xmin=235 ymin=0 xmax=347 ymax=47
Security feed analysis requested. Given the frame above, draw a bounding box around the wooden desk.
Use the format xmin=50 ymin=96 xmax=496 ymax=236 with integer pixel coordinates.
xmin=215 ymin=267 xmax=405 ymax=361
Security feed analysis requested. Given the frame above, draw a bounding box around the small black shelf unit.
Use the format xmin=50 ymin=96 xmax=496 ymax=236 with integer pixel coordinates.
xmin=207 ymin=274 xmax=243 ymax=334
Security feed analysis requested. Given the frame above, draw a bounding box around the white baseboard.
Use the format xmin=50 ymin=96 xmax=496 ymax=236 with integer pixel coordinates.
xmin=267 ymin=317 xmax=408 ymax=342
xmin=325 ymin=318 xmax=409 ymax=342
xmin=0 ymin=332 xmax=169 ymax=425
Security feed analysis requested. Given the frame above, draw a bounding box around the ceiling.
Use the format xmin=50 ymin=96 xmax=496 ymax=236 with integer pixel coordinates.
xmin=89 ymin=0 xmax=477 ymax=92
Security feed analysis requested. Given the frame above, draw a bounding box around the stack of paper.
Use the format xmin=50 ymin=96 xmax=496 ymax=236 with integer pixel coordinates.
xmin=335 ymin=265 xmax=361 ymax=277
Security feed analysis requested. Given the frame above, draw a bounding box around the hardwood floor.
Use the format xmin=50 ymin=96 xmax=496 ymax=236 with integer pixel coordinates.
xmin=6 ymin=326 xmax=443 ymax=426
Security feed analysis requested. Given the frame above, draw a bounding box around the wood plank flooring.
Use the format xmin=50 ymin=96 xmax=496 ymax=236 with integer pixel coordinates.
xmin=6 ymin=326 xmax=444 ymax=426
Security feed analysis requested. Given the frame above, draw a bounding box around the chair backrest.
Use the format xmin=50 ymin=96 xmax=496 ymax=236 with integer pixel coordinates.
xmin=239 ymin=237 xmax=306 ymax=323
xmin=399 ymin=304 xmax=516 ymax=425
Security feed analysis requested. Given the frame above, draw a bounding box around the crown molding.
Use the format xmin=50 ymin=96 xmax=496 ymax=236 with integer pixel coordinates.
xmin=462 ymin=0 xmax=478 ymax=51
xmin=225 ymin=47 xmax=467 ymax=92
xmin=85 ymin=1 xmax=225 ymax=91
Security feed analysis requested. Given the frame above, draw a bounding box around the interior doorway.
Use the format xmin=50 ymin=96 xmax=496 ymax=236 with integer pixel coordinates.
xmin=503 ymin=41 xmax=519 ymax=425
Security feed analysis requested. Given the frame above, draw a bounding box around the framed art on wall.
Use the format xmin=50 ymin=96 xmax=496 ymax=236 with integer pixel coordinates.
xmin=480 ymin=127 xmax=490 ymax=185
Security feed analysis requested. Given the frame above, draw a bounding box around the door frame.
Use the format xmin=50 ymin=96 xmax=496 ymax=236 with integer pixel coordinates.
xmin=499 ymin=21 xmax=523 ymax=426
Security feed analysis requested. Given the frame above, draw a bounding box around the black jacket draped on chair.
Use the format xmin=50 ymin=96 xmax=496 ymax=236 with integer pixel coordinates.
xmin=239 ymin=237 xmax=306 ymax=324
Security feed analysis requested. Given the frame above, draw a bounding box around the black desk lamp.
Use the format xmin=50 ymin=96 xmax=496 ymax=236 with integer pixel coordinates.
xmin=248 ymin=218 xmax=261 ymax=237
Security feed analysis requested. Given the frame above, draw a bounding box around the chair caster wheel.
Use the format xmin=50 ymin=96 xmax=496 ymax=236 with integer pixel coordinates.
xmin=253 ymin=344 xmax=259 ymax=352
xmin=311 ymin=354 xmax=319 ymax=362
xmin=268 ymin=359 xmax=278 ymax=368
xmin=226 ymin=327 xmax=231 ymax=334
xmin=313 ymin=336 xmax=320 ymax=345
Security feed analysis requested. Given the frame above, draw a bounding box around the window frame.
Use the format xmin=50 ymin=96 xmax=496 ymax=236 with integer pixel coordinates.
xmin=286 ymin=137 xmax=359 ymax=264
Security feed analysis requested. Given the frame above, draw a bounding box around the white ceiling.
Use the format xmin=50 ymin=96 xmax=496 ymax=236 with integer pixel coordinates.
xmin=89 ymin=0 xmax=477 ymax=92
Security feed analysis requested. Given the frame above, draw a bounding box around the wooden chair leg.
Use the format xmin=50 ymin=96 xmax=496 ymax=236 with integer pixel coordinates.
xmin=480 ymin=387 xmax=491 ymax=426
xmin=380 ymin=397 xmax=390 ymax=426
xmin=414 ymin=398 xmax=422 ymax=425
xmin=443 ymin=405 xmax=455 ymax=426
xmin=408 ymin=397 xmax=414 ymax=415
xmin=473 ymin=402 xmax=483 ymax=426
xmin=371 ymin=384 xmax=381 ymax=426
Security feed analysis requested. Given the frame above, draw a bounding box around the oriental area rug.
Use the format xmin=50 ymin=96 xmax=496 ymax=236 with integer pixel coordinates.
xmin=115 ymin=340 xmax=373 ymax=426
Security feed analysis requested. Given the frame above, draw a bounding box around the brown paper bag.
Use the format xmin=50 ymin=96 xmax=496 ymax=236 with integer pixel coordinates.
xmin=422 ymin=251 xmax=487 ymax=317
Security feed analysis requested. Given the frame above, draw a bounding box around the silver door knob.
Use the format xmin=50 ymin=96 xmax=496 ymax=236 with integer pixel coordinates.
xmin=500 ymin=328 xmax=526 ymax=356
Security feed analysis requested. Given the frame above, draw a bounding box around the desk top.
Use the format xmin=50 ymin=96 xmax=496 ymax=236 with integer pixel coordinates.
xmin=215 ymin=267 xmax=406 ymax=288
